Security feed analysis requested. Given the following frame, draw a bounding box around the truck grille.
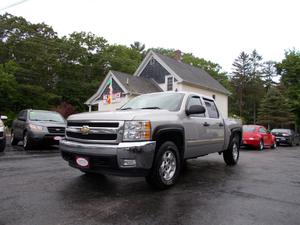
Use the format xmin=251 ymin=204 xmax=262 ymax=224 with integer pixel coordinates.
xmin=47 ymin=127 xmax=66 ymax=134
xmin=66 ymin=132 xmax=117 ymax=140
xmin=66 ymin=120 xmax=123 ymax=143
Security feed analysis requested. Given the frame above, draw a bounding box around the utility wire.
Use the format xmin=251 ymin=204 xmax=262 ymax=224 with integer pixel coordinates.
xmin=0 ymin=0 xmax=30 ymax=11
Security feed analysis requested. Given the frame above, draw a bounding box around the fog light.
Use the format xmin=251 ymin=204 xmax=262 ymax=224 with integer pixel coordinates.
xmin=122 ymin=159 xmax=136 ymax=167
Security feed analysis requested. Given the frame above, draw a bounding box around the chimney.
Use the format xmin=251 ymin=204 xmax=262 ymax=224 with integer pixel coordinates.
xmin=174 ymin=50 xmax=182 ymax=61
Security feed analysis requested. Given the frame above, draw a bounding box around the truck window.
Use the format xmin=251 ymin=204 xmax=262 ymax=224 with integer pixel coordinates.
xmin=186 ymin=96 xmax=205 ymax=117
xmin=203 ymin=99 xmax=219 ymax=118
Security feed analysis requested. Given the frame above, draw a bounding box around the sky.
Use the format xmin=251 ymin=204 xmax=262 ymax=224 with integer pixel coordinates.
xmin=1 ymin=0 xmax=299 ymax=73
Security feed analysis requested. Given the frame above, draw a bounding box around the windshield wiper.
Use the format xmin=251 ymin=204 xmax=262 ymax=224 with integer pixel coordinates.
xmin=141 ymin=107 xmax=161 ymax=110
xmin=120 ymin=107 xmax=132 ymax=110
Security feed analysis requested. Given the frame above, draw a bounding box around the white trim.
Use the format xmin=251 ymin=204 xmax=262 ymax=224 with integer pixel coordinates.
xmin=134 ymin=50 xmax=183 ymax=83
xmin=165 ymin=75 xmax=174 ymax=91
xmin=84 ymin=71 xmax=129 ymax=105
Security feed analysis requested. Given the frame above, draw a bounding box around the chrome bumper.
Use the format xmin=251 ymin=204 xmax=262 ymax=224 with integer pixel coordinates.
xmin=60 ymin=139 xmax=156 ymax=169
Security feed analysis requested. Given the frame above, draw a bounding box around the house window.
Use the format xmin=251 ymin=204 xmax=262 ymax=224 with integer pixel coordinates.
xmin=166 ymin=76 xmax=174 ymax=91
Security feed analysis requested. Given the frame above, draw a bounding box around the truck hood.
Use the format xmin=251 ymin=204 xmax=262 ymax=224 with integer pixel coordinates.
xmin=68 ymin=109 xmax=173 ymax=121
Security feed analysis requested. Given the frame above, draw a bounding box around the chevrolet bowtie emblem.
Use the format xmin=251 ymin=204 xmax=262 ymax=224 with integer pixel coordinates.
xmin=80 ymin=125 xmax=90 ymax=135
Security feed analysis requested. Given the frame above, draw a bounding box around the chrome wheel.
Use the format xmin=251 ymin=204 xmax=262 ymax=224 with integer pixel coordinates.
xmin=11 ymin=132 xmax=15 ymax=144
xmin=259 ymin=140 xmax=264 ymax=150
xmin=159 ymin=150 xmax=177 ymax=182
xmin=232 ymin=143 xmax=239 ymax=161
xmin=23 ymin=134 xmax=28 ymax=148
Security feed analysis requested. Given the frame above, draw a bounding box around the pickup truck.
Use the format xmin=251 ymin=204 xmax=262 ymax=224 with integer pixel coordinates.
xmin=60 ymin=92 xmax=242 ymax=189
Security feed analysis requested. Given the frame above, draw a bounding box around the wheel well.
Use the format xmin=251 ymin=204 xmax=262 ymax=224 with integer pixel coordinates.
xmin=231 ymin=130 xmax=242 ymax=146
xmin=154 ymin=130 xmax=185 ymax=160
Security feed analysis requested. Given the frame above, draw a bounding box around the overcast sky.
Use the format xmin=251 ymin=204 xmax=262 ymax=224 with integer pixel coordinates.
xmin=1 ymin=0 xmax=299 ymax=72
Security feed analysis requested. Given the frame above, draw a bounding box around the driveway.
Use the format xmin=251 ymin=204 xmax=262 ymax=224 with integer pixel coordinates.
xmin=1 ymin=144 xmax=300 ymax=225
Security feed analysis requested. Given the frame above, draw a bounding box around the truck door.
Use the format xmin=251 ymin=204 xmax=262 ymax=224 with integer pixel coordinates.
xmin=201 ymin=98 xmax=225 ymax=153
xmin=184 ymin=95 xmax=212 ymax=158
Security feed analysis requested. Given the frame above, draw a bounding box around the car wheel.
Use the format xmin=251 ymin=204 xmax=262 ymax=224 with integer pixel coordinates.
xmin=223 ymin=135 xmax=240 ymax=166
xmin=10 ymin=130 xmax=19 ymax=146
xmin=271 ymin=141 xmax=277 ymax=149
xmin=258 ymin=140 xmax=264 ymax=151
xmin=145 ymin=141 xmax=181 ymax=189
xmin=23 ymin=132 xmax=34 ymax=150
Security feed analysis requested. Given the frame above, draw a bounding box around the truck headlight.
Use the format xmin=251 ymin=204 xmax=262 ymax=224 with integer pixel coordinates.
xmin=28 ymin=124 xmax=44 ymax=132
xmin=123 ymin=121 xmax=151 ymax=141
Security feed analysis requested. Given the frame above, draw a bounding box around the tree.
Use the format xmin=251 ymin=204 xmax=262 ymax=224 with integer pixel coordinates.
xmin=277 ymin=49 xmax=300 ymax=126
xmin=130 ymin=41 xmax=145 ymax=53
xmin=261 ymin=61 xmax=278 ymax=91
xmin=230 ymin=52 xmax=252 ymax=119
xmin=257 ymin=87 xmax=295 ymax=129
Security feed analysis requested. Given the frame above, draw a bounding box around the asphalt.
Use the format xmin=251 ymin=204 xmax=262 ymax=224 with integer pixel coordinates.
xmin=1 ymin=143 xmax=300 ymax=225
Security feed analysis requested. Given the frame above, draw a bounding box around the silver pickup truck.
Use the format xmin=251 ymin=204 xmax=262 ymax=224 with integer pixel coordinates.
xmin=60 ymin=92 xmax=242 ymax=189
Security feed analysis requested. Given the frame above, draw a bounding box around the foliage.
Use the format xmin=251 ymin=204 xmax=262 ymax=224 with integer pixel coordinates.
xmin=277 ymin=50 xmax=300 ymax=125
xmin=257 ymin=87 xmax=294 ymax=129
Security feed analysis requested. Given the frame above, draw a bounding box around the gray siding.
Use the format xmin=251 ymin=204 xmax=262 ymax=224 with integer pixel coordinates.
xmin=139 ymin=58 xmax=170 ymax=84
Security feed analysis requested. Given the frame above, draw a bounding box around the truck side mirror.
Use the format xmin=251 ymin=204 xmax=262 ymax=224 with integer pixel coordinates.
xmin=186 ymin=105 xmax=206 ymax=116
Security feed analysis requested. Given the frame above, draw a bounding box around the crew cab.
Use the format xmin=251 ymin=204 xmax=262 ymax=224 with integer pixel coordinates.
xmin=60 ymin=92 xmax=242 ymax=189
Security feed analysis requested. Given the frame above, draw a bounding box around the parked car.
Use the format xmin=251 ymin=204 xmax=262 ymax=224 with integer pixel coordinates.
xmin=60 ymin=92 xmax=242 ymax=189
xmin=242 ymin=125 xmax=276 ymax=150
xmin=0 ymin=115 xmax=7 ymax=152
xmin=271 ymin=129 xmax=300 ymax=146
xmin=11 ymin=110 xmax=66 ymax=150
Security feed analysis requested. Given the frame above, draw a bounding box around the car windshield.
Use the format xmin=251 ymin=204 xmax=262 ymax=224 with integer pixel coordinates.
xmin=120 ymin=93 xmax=185 ymax=111
xmin=29 ymin=111 xmax=64 ymax=123
xmin=243 ymin=125 xmax=256 ymax=132
xmin=271 ymin=129 xmax=291 ymax=134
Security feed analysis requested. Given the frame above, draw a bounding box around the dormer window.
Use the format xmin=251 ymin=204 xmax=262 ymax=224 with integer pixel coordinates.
xmin=166 ymin=75 xmax=174 ymax=91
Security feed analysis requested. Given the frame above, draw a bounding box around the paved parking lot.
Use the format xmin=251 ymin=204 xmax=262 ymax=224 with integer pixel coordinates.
xmin=1 ymin=144 xmax=300 ymax=225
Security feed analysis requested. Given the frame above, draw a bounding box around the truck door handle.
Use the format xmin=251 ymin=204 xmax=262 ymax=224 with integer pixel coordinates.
xmin=203 ymin=122 xmax=210 ymax=127
xmin=219 ymin=123 xmax=224 ymax=127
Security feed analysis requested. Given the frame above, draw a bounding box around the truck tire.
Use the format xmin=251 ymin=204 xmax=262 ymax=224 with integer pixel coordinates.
xmin=10 ymin=130 xmax=19 ymax=146
xmin=223 ymin=135 xmax=240 ymax=166
xmin=23 ymin=132 xmax=34 ymax=151
xmin=146 ymin=141 xmax=181 ymax=189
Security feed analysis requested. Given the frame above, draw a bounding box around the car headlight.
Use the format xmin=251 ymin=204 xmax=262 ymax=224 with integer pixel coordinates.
xmin=123 ymin=121 xmax=151 ymax=141
xmin=28 ymin=124 xmax=44 ymax=132
xmin=0 ymin=120 xmax=3 ymax=127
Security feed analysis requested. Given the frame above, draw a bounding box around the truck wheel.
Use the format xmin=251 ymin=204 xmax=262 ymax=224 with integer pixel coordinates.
xmin=10 ymin=130 xmax=19 ymax=146
xmin=23 ymin=132 xmax=34 ymax=151
xmin=146 ymin=141 xmax=181 ymax=189
xmin=223 ymin=136 xmax=240 ymax=166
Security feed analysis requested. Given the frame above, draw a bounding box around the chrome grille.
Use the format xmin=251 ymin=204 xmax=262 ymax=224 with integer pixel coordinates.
xmin=66 ymin=121 xmax=123 ymax=143
xmin=47 ymin=127 xmax=66 ymax=134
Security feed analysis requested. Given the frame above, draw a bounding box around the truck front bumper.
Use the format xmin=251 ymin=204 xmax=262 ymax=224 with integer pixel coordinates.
xmin=60 ymin=139 xmax=156 ymax=176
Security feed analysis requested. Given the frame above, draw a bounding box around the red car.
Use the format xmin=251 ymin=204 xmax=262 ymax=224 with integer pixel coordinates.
xmin=242 ymin=125 xmax=276 ymax=150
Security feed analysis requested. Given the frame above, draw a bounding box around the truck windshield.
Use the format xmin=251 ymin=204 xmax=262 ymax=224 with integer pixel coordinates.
xmin=120 ymin=93 xmax=185 ymax=111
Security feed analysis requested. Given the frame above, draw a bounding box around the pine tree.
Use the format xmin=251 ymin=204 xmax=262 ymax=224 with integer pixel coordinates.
xmin=257 ymin=87 xmax=295 ymax=129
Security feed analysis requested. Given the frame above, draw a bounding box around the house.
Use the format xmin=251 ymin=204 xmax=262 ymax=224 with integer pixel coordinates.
xmin=85 ymin=50 xmax=230 ymax=118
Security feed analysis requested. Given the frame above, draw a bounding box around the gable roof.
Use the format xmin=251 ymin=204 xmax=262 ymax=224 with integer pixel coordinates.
xmin=85 ymin=70 xmax=162 ymax=105
xmin=135 ymin=50 xmax=230 ymax=95
xmin=112 ymin=70 xmax=162 ymax=95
